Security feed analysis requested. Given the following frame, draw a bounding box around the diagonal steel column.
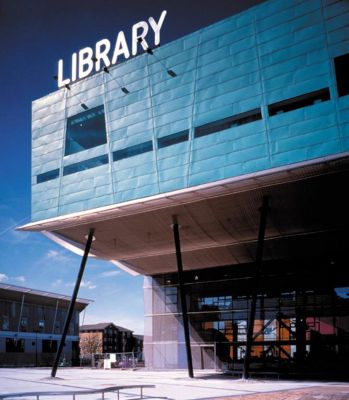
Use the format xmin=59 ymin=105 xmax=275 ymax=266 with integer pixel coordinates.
xmin=172 ymin=215 xmax=194 ymax=378
xmin=51 ymin=228 xmax=95 ymax=377
xmin=243 ymin=196 xmax=269 ymax=380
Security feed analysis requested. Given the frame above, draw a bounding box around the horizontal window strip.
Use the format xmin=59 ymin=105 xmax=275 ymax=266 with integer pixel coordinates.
xmin=63 ymin=154 xmax=109 ymax=176
xmin=113 ymin=141 xmax=153 ymax=162
xmin=194 ymin=108 xmax=262 ymax=138
xmin=37 ymin=169 xmax=60 ymax=184
xmin=268 ymin=88 xmax=330 ymax=116
xmin=158 ymin=130 xmax=189 ymax=149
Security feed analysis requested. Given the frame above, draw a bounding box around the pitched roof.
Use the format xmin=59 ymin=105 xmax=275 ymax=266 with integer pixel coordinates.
xmin=114 ymin=325 xmax=133 ymax=332
xmin=0 ymin=282 xmax=92 ymax=306
xmin=80 ymin=322 xmax=133 ymax=332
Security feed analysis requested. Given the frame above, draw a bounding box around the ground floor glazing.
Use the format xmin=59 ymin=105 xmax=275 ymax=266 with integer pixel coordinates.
xmin=144 ymin=258 xmax=349 ymax=377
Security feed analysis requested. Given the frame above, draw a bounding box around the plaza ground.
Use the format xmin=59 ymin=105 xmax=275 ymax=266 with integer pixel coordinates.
xmin=0 ymin=368 xmax=349 ymax=399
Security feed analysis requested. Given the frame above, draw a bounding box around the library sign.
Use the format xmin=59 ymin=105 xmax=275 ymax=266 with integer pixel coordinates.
xmin=56 ymin=10 xmax=167 ymax=88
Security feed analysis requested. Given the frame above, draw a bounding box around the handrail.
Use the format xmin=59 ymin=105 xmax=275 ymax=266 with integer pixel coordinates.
xmin=0 ymin=384 xmax=155 ymax=399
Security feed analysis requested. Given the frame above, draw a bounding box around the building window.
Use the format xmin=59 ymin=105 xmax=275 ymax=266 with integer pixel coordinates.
xmin=11 ymin=302 xmax=16 ymax=318
xmin=268 ymin=88 xmax=330 ymax=116
xmin=38 ymin=320 xmax=45 ymax=330
xmin=194 ymin=108 xmax=262 ymax=138
xmin=165 ymin=286 xmax=177 ymax=305
xmin=158 ymin=130 xmax=189 ymax=149
xmin=2 ymin=316 xmax=9 ymax=331
xmin=63 ymin=154 xmax=109 ymax=176
xmin=198 ymin=296 xmax=232 ymax=311
xmin=113 ymin=141 xmax=153 ymax=162
xmin=20 ymin=317 xmax=28 ymax=332
xmin=6 ymin=338 xmax=25 ymax=352
xmin=213 ymin=320 xmax=226 ymax=332
xmin=334 ymin=53 xmax=349 ymax=97
xmin=164 ymin=286 xmax=178 ymax=313
xmin=65 ymin=105 xmax=107 ymax=156
xmin=54 ymin=322 xmax=60 ymax=334
xmin=37 ymin=169 xmax=60 ymax=184
xmin=42 ymin=340 xmax=57 ymax=353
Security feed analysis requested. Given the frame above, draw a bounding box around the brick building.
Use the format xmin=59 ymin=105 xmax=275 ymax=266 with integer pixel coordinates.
xmin=79 ymin=322 xmax=141 ymax=358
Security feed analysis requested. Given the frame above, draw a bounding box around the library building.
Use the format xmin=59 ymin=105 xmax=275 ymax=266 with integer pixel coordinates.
xmin=20 ymin=0 xmax=349 ymax=378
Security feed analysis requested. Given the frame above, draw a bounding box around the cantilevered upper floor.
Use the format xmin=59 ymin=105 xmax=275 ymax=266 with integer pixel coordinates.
xmin=29 ymin=0 xmax=349 ymax=222
xmin=20 ymin=0 xmax=349 ymax=275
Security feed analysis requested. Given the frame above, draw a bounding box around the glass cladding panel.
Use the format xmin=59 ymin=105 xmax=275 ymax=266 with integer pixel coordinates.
xmin=65 ymin=105 xmax=107 ymax=155
xmin=158 ymin=130 xmax=189 ymax=149
xmin=63 ymin=154 xmax=108 ymax=176
xmin=113 ymin=141 xmax=153 ymax=162
xmin=37 ymin=169 xmax=60 ymax=184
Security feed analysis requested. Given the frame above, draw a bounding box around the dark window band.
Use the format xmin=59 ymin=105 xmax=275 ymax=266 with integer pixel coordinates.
xmin=158 ymin=130 xmax=189 ymax=149
xmin=194 ymin=108 xmax=262 ymax=138
xmin=37 ymin=169 xmax=60 ymax=184
xmin=63 ymin=154 xmax=109 ymax=176
xmin=268 ymin=88 xmax=330 ymax=116
xmin=334 ymin=53 xmax=349 ymax=97
xmin=113 ymin=141 xmax=153 ymax=162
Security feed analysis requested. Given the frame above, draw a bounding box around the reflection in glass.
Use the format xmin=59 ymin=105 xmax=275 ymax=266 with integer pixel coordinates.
xmin=65 ymin=105 xmax=107 ymax=156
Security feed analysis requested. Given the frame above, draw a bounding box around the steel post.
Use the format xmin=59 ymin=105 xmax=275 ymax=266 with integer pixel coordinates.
xmin=51 ymin=228 xmax=95 ymax=377
xmin=172 ymin=215 xmax=194 ymax=378
xmin=243 ymin=196 xmax=269 ymax=380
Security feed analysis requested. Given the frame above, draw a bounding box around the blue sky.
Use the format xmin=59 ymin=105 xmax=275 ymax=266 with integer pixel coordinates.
xmin=0 ymin=0 xmax=262 ymax=334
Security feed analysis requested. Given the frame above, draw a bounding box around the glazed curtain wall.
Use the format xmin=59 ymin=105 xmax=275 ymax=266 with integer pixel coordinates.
xmin=144 ymin=261 xmax=349 ymax=372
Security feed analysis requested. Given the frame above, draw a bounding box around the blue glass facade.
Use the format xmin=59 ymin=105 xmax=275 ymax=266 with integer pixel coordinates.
xmin=31 ymin=0 xmax=349 ymax=222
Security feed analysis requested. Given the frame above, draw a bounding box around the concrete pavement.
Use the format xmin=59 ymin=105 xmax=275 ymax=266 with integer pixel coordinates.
xmin=0 ymin=368 xmax=348 ymax=399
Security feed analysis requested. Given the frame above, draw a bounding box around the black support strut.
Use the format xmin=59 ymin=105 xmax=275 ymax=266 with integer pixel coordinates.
xmin=51 ymin=228 xmax=95 ymax=377
xmin=243 ymin=196 xmax=269 ymax=380
xmin=172 ymin=215 xmax=194 ymax=378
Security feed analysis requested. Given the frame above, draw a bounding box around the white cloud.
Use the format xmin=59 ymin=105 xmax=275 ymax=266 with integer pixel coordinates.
xmin=52 ymin=279 xmax=63 ymax=287
xmin=46 ymin=249 xmax=70 ymax=262
xmin=33 ymin=248 xmax=73 ymax=269
xmin=66 ymin=280 xmax=96 ymax=290
xmin=9 ymin=229 xmax=30 ymax=243
xmin=81 ymin=280 xmax=97 ymax=290
xmin=0 ymin=273 xmax=26 ymax=284
xmin=100 ymin=270 xmax=120 ymax=278
xmin=47 ymin=250 xmax=59 ymax=257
